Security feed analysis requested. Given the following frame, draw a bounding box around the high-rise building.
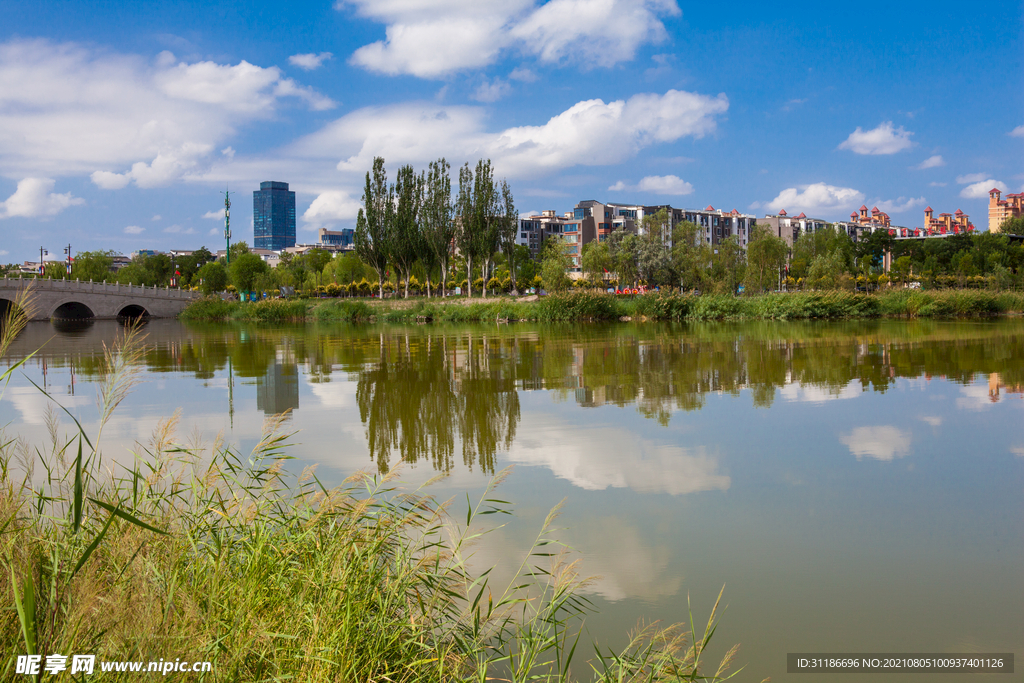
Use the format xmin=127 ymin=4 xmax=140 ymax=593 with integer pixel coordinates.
xmin=253 ymin=181 xmax=296 ymax=250
xmin=989 ymin=188 xmax=1023 ymax=233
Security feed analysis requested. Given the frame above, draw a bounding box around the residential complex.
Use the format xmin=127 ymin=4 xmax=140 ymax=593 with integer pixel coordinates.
xmin=759 ymin=210 xmax=829 ymax=249
xmin=253 ymin=181 xmax=296 ymax=250
xmin=988 ymin=188 xmax=1024 ymax=233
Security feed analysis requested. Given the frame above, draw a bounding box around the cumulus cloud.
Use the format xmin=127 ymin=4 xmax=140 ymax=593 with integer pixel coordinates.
xmin=472 ymin=77 xmax=512 ymax=102
xmin=123 ymin=225 xmax=144 ymax=234
xmin=302 ymin=190 xmax=362 ymax=225
xmin=288 ymin=52 xmax=333 ymax=70
xmin=840 ymin=426 xmax=912 ymax=461
xmin=764 ymin=182 xmax=864 ymax=216
xmin=956 ymin=172 xmax=989 ymax=184
xmin=163 ymin=224 xmax=195 ymax=234
xmin=0 ymin=177 xmax=84 ymax=219
xmin=838 ymin=121 xmax=914 ymax=155
xmin=608 ymin=174 xmax=693 ymax=195
xmin=915 ymin=155 xmax=944 ymax=169
xmin=152 ymin=214 xmax=161 ymax=221
xmin=1009 ymin=125 xmax=1024 ymax=138
xmin=0 ymin=39 xmax=335 ymax=185
xmin=960 ymin=180 xmax=1006 ymax=198
xmin=202 ymin=208 xmax=225 ymax=219
xmin=929 ymin=182 xmax=947 ymax=187
xmin=295 ymin=89 xmax=727 ymax=180
xmin=345 ymin=0 xmax=681 ymax=78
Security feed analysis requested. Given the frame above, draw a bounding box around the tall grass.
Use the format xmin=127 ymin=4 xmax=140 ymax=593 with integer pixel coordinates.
xmin=0 ymin=315 xmax=747 ymax=681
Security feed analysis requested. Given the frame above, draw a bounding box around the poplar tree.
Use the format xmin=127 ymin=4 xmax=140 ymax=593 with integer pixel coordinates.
xmin=421 ymin=158 xmax=455 ymax=297
xmin=497 ymin=179 xmax=519 ymax=294
xmin=455 ymin=163 xmax=476 ymax=297
xmin=390 ymin=164 xmax=423 ymax=298
xmin=355 ymin=156 xmax=392 ymax=298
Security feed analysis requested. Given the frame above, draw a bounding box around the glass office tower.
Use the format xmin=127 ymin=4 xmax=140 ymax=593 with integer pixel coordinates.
xmin=253 ymin=181 xmax=296 ymax=250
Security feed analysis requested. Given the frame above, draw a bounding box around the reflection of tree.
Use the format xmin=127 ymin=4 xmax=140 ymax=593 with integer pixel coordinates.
xmin=355 ymin=333 xmax=519 ymax=473
xmin=11 ymin=318 xmax=1024 ymax=474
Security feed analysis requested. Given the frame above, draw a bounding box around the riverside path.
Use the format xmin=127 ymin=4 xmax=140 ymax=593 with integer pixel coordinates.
xmin=0 ymin=276 xmax=201 ymax=321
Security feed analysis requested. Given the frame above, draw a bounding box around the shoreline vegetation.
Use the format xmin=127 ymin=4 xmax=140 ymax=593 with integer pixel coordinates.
xmin=179 ymin=289 xmax=1024 ymax=324
xmin=2 ymin=292 xmax=746 ymax=681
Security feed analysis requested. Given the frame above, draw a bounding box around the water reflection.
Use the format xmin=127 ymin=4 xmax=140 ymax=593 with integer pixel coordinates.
xmin=5 ymin=319 xmax=1024 ymax=475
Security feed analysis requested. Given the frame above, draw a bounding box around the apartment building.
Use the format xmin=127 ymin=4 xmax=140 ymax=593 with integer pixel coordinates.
xmin=923 ymin=206 xmax=972 ymax=234
xmin=989 ymin=188 xmax=1024 ymax=233
xmin=518 ymin=210 xmax=587 ymax=271
xmin=758 ymin=209 xmax=828 ymax=249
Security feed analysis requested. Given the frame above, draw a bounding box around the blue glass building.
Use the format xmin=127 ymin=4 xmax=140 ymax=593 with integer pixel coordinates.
xmin=253 ymin=181 xmax=296 ymax=250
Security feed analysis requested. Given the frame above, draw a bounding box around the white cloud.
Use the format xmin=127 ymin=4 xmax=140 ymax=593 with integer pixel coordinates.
xmin=288 ymin=52 xmax=333 ymax=70
xmin=220 ymin=146 xmax=235 ymax=159
xmin=0 ymin=177 xmax=84 ymax=219
xmin=297 ymin=89 xmax=727 ymax=180
xmin=920 ymin=415 xmax=942 ymax=427
xmin=473 ymin=77 xmax=512 ymax=102
xmin=302 ymin=190 xmax=362 ymax=225
xmin=0 ymin=250 xmax=8 ymax=256
xmin=764 ymin=182 xmax=864 ymax=215
xmin=960 ymin=180 xmax=1006 ymax=199
xmin=0 ymin=39 xmax=334 ymax=185
xmin=956 ymin=172 xmax=989 ymax=184
xmin=151 ymin=214 xmax=161 ymax=221
xmin=870 ymin=196 xmax=927 ymax=213
xmin=345 ymin=0 xmax=681 ymax=78
xmin=916 ymin=155 xmax=944 ymax=169
xmin=956 ymin=383 xmax=994 ymax=411
xmin=202 ymin=208 xmax=226 ymax=220
xmin=163 ymin=224 xmax=195 ymax=234
xmin=1011 ymin=446 xmax=1024 ymax=458
xmin=1009 ymin=125 xmax=1024 ymax=138
xmin=838 ymin=121 xmax=914 ymax=155
xmin=124 ymin=225 xmax=144 ymax=234
xmin=929 ymin=182 xmax=947 ymax=187
xmin=208 ymin=228 xmax=220 ymax=236
xmin=840 ymin=426 xmax=912 ymax=461
xmin=508 ymin=66 xmax=537 ymax=82
xmin=608 ymin=174 xmax=693 ymax=195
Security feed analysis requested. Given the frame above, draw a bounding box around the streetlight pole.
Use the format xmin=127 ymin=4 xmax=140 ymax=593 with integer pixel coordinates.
xmin=64 ymin=243 xmax=72 ymax=277
xmin=39 ymin=246 xmax=48 ymax=276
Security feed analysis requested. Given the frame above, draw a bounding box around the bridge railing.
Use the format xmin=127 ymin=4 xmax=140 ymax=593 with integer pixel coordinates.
xmin=1 ymin=275 xmax=202 ymax=300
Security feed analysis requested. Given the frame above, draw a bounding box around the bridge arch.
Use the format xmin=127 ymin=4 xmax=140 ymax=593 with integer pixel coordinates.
xmin=0 ymin=296 xmax=26 ymax=322
xmin=117 ymin=303 xmax=150 ymax=319
xmin=50 ymin=299 xmax=96 ymax=320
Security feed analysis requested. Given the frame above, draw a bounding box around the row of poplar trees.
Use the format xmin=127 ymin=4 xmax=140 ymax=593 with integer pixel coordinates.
xmin=355 ymin=156 xmax=518 ymax=298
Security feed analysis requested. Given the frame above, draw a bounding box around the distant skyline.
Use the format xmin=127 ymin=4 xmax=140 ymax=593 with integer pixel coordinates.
xmin=1 ymin=1 xmax=1021 ymax=262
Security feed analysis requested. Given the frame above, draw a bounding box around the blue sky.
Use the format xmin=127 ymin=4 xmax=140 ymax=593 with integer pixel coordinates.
xmin=0 ymin=0 xmax=1021 ymax=263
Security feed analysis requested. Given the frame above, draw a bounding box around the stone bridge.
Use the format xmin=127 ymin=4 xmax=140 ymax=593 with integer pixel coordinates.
xmin=0 ymin=276 xmax=202 ymax=321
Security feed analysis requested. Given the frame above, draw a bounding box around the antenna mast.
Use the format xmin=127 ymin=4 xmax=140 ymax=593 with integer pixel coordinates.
xmin=224 ymin=189 xmax=232 ymax=265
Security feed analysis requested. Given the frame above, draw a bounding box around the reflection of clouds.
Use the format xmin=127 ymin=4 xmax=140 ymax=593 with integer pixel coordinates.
xmin=309 ymin=381 xmax=355 ymax=409
xmin=840 ymin=426 xmax=912 ymax=461
xmin=506 ymin=414 xmax=729 ymax=495
xmin=572 ymin=517 xmax=682 ymax=602
xmin=6 ymin=386 xmax=90 ymax=425
xmin=920 ymin=415 xmax=942 ymax=427
xmin=956 ymin=384 xmax=992 ymax=411
xmin=779 ymin=380 xmax=861 ymax=403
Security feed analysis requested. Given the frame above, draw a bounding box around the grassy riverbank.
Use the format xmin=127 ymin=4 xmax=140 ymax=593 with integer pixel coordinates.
xmin=0 ymin=317 xmax=740 ymax=682
xmin=180 ymin=289 xmax=1024 ymax=323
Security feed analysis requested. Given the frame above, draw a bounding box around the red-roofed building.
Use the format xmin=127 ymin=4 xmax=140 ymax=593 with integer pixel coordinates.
xmin=924 ymin=206 xmax=970 ymax=234
xmin=989 ymin=188 xmax=1024 ymax=233
xmin=850 ymin=204 xmax=891 ymax=229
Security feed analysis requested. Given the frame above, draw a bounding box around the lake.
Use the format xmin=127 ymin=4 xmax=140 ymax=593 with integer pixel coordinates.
xmin=2 ymin=318 xmax=1021 ymax=681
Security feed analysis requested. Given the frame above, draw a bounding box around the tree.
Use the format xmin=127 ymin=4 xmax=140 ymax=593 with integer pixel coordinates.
xmin=711 ymin=236 xmax=745 ymax=294
xmin=71 ymin=250 xmax=116 ymax=282
xmin=581 ymin=241 xmax=612 ymax=283
xmin=356 ymin=156 xmax=393 ymax=298
xmin=807 ymin=248 xmax=847 ymax=289
xmin=421 ymin=158 xmax=456 ymax=297
xmin=497 ymin=179 xmax=519 ymax=294
xmin=671 ymin=220 xmax=708 ymax=291
xmin=999 ymin=216 xmax=1024 ymax=234
xmin=455 ymin=160 xmax=498 ymax=297
xmin=607 ymin=230 xmax=640 ymax=287
xmin=455 ymin=163 xmax=477 ymax=297
xmin=390 ymin=164 xmax=423 ymax=298
xmin=540 ymin=237 xmax=572 ymax=292
xmin=196 ymin=261 xmax=228 ymax=294
xmin=230 ymin=252 xmax=269 ymax=294
xmin=744 ymin=225 xmax=788 ymax=293
xmin=891 ymin=255 xmax=912 ymax=284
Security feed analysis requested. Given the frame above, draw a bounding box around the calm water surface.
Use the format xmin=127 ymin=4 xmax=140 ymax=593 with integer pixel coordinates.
xmin=3 ymin=319 xmax=1022 ymax=681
